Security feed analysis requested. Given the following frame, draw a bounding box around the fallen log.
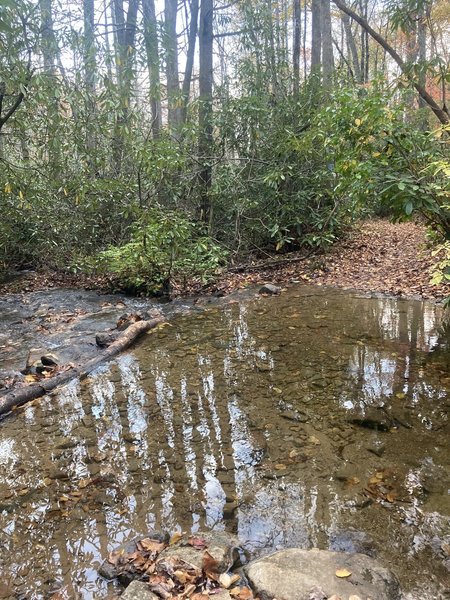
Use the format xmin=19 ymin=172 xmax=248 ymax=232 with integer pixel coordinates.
xmin=0 ymin=316 xmax=165 ymax=418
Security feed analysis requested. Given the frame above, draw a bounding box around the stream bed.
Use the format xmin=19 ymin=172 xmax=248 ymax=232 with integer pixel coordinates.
xmin=0 ymin=285 xmax=449 ymax=599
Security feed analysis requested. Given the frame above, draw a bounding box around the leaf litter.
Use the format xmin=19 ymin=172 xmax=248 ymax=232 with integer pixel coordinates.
xmin=106 ymin=535 xmax=255 ymax=600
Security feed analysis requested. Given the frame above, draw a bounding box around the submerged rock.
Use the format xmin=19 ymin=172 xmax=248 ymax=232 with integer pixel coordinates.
xmin=245 ymin=548 xmax=400 ymax=600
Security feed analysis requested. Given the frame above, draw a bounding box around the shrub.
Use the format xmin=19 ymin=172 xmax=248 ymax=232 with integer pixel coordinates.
xmin=95 ymin=209 xmax=226 ymax=295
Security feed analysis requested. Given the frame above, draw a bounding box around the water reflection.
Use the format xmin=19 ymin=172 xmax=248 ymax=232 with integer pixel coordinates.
xmin=0 ymin=286 xmax=449 ymax=599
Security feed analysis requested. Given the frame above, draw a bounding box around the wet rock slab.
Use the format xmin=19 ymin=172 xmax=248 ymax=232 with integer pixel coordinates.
xmin=244 ymin=548 xmax=401 ymax=600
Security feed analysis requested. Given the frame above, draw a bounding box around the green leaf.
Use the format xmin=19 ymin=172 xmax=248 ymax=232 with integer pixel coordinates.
xmin=405 ymin=201 xmax=413 ymax=216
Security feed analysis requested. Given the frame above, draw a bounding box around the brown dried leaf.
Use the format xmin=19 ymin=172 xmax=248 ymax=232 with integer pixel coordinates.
xmin=188 ymin=535 xmax=208 ymax=550
xmin=108 ymin=549 xmax=124 ymax=566
xmin=229 ymin=586 xmax=253 ymax=600
xmin=202 ymin=550 xmax=221 ymax=581
xmin=170 ymin=531 xmax=185 ymax=545
xmin=140 ymin=538 xmax=166 ymax=554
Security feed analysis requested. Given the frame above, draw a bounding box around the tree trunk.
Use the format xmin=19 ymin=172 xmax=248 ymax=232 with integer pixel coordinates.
xmin=311 ymin=0 xmax=322 ymax=75
xmin=165 ymin=0 xmax=182 ymax=134
xmin=331 ymin=0 xmax=450 ymax=125
xmin=143 ymin=0 xmax=162 ymax=137
xmin=112 ymin=0 xmax=139 ymax=173
xmin=83 ymin=0 xmax=97 ymax=167
xmin=40 ymin=0 xmax=56 ymax=74
xmin=321 ymin=0 xmax=334 ymax=80
xmin=293 ymin=0 xmax=301 ymax=95
xmin=83 ymin=0 xmax=96 ymax=94
xmin=198 ymin=0 xmax=214 ymax=227
xmin=342 ymin=12 xmax=362 ymax=82
xmin=181 ymin=0 xmax=199 ymax=124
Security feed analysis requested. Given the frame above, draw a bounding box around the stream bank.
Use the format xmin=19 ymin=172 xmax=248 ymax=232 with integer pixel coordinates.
xmin=0 ymin=219 xmax=448 ymax=302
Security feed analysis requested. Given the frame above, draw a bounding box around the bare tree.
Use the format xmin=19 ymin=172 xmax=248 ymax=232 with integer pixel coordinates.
xmin=165 ymin=0 xmax=182 ymax=133
xmin=293 ymin=0 xmax=301 ymax=95
xmin=181 ymin=0 xmax=199 ymax=124
xmin=311 ymin=0 xmax=322 ymax=74
xmin=342 ymin=11 xmax=362 ymax=82
xmin=198 ymin=0 xmax=214 ymax=226
xmin=142 ymin=0 xmax=162 ymax=137
xmin=321 ymin=0 xmax=334 ymax=79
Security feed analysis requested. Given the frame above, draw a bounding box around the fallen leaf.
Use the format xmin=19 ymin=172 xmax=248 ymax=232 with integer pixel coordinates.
xmin=219 ymin=573 xmax=241 ymax=589
xmin=275 ymin=463 xmax=287 ymax=470
xmin=170 ymin=531 xmax=185 ymax=545
xmin=229 ymin=586 xmax=253 ymax=600
xmin=202 ymin=550 xmax=221 ymax=581
xmin=78 ymin=478 xmax=91 ymax=489
xmin=188 ymin=535 xmax=208 ymax=550
xmin=335 ymin=568 xmax=352 ymax=578
xmin=108 ymin=549 xmax=125 ymax=566
xmin=140 ymin=538 xmax=166 ymax=554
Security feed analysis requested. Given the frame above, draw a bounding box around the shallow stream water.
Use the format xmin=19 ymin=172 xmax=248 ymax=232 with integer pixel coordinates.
xmin=0 ymin=285 xmax=449 ymax=599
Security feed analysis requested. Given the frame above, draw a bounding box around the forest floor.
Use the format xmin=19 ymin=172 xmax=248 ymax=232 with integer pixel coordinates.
xmin=202 ymin=218 xmax=449 ymax=301
xmin=0 ymin=219 xmax=448 ymax=302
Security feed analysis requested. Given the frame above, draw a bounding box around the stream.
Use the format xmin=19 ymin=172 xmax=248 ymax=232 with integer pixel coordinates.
xmin=0 ymin=285 xmax=449 ymax=599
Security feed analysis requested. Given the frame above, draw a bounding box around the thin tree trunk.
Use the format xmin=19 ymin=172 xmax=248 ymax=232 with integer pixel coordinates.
xmin=311 ymin=0 xmax=322 ymax=75
xmin=417 ymin=4 xmax=428 ymax=115
xmin=321 ymin=0 xmax=334 ymax=80
xmin=143 ymin=0 xmax=162 ymax=137
xmin=303 ymin=1 xmax=308 ymax=79
xmin=181 ymin=0 xmax=199 ymax=124
xmin=83 ymin=0 xmax=96 ymax=94
xmin=83 ymin=0 xmax=97 ymax=167
xmin=104 ymin=0 xmax=113 ymax=80
xmin=112 ymin=0 xmax=139 ymax=173
xmin=40 ymin=0 xmax=56 ymax=74
xmin=342 ymin=12 xmax=362 ymax=82
xmin=198 ymin=0 xmax=214 ymax=227
xmin=293 ymin=0 xmax=301 ymax=95
xmin=165 ymin=0 xmax=182 ymax=134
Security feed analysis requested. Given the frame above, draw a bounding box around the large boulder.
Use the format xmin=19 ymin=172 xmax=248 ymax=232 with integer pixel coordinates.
xmin=244 ymin=548 xmax=400 ymax=600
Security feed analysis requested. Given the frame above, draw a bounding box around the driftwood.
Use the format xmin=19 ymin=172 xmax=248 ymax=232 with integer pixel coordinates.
xmin=227 ymin=249 xmax=317 ymax=273
xmin=0 ymin=316 xmax=165 ymax=417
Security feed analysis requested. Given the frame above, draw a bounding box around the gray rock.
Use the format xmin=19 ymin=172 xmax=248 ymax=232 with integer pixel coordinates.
xmin=259 ymin=284 xmax=281 ymax=295
xmin=121 ymin=581 xmax=159 ymax=600
xmin=159 ymin=531 xmax=240 ymax=573
xmin=96 ymin=330 xmax=120 ymax=347
xmin=245 ymin=548 xmax=401 ymax=600
xmin=41 ymin=353 xmax=59 ymax=366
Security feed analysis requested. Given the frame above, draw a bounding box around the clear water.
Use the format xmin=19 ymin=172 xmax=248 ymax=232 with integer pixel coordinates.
xmin=0 ymin=286 xmax=449 ymax=599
